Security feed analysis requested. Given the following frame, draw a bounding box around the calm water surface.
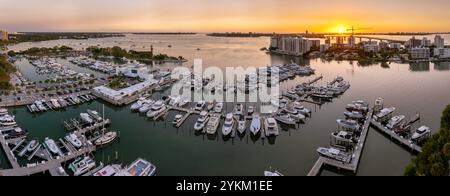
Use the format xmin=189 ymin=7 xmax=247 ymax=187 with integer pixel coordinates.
xmin=1 ymin=34 xmax=450 ymax=176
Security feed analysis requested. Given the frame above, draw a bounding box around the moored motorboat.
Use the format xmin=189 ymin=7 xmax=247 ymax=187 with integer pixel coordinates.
xmin=411 ymin=126 xmax=431 ymax=142
xmin=44 ymin=137 xmax=60 ymax=155
xmin=69 ymin=156 xmax=96 ymax=176
xmin=386 ymin=115 xmax=406 ymax=130
xmin=194 ymin=111 xmax=209 ymax=131
xmin=317 ymin=147 xmax=351 ymax=163
xmin=80 ymin=113 xmax=94 ymax=124
xmin=206 ymin=114 xmax=220 ymax=135
xmin=65 ymin=133 xmax=83 ymax=148
xmin=222 ymin=113 xmax=235 ymax=136
xmin=250 ymin=113 xmax=261 ymax=135
xmin=337 ymin=119 xmax=360 ymax=131
xmin=214 ymin=102 xmax=223 ymax=113
xmin=237 ymin=117 xmax=246 ymax=134
xmin=264 ymin=118 xmax=279 ymax=136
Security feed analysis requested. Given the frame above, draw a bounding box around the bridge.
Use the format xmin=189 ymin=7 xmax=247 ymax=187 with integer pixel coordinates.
xmin=325 ymin=35 xmax=406 ymax=44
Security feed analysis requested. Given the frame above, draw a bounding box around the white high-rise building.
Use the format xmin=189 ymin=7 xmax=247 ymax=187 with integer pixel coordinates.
xmin=434 ymin=35 xmax=445 ymax=48
xmin=270 ymin=36 xmax=312 ymax=56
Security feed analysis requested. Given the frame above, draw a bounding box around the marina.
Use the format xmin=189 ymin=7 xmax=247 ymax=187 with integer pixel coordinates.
xmin=1 ymin=33 xmax=449 ymax=176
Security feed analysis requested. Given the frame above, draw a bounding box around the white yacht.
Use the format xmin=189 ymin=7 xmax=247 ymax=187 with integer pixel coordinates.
xmin=214 ymin=102 xmax=223 ymax=113
xmin=173 ymin=114 xmax=183 ymax=125
xmin=146 ymin=101 xmax=166 ymax=118
xmin=44 ymin=137 xmax=60 ymax=155
xmin=283 ymin=108 xmax=305 ymax=122
xmin=386 ymin=115 xmax=406 ymax=130
xmin=0 ymin=108 xmax=8 ymax=116
xmin=344 ymin=111 xmax=365 ymax=120
xmin=411 ymin=126 xmax=431 ymax=142
xmin=65 ymin=133 xmax=82 ymax=148
xmin=264 ymin=118 xmax=279 ymax=136
xmin=206 ymin=114 xmax=221 ymax=134
xmin=222 ymin=113 xmax=235 ymax=136
xmin=194 ymin=111 xmax=209 ymax=131
xmin=50 ymin=99 xmax=61 ymax=108
xmin=26 ymin=139 xmax=39 ymax=152
xmin=87 ymin=110 xmax=103 ymax=122
xmin=317 ymin=147 xmax=351 ymax=163
xmin=195 ymin=100 xmax=206 ymax=111
xmin=237 ymin=117 xmax=246 ymax=134
xmin=0 ymin=114 xmax=16 ymax=126
xmin=292 ymin=102 xmax=311 ymax=116
xmin=139 ymin=100 xmax=155 ymax=114
xmin=274 ymin=114 xmax=296 ymax=126
xmin=130 ymin=97 xmax=146 ymax=111
xmin=80 ymin=113 xmax=94 ymax=124
xmin=250 ymin=113 xmax=261 ymax=135
xmin=374 ymin=107 xmax=396 ymax=123
xmin=69 ymin=156 xmax=96 ymax=176
xmin=35 ymin=100 xmax=47 ymax=111
xmin=337 ymin=119 xmax=360 ymax=131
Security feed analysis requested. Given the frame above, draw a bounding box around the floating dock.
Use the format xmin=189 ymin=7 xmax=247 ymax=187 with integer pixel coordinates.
xmin=370 ymin=119 xmax=422 ymax=153
xmin=308 ymin=109 xmax=373 ymax=176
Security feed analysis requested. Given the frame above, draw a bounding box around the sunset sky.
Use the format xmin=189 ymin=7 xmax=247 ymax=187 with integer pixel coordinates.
xmin=1 ymin=0 xmax=449 ymax=33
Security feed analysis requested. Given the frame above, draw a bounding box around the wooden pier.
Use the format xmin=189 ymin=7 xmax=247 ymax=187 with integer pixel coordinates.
xmin=0 ymin=134 xmax=21 ymax=169
xmin=308 ymin=109 xmax=373 ymax=176
xmin=0 ymin=144 xmax=96 ymax=176
xmin=306 ymin=75 xmax=323 ymax=85
xmin=370 ymin=119 xmax=422 ymax=153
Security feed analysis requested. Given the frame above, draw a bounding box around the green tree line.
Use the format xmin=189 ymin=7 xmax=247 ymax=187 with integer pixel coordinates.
xmin=405 ymin=104 xmax=450 ymax=176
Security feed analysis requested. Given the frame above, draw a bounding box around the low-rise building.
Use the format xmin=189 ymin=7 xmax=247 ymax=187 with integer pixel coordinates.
xmin=379 ymin=42 xmax=389 ymax=50
xmin=308 ymin=39 xmax=321 ymax=49
xmin=362 ymin=41 xmax=379 ymax=52
xmin=410 ymin=47 xmax=430 ymax=59
xmin=389 ymin=43 xmax=402 ymax=50
xmin=433 ymin=48 xmax=450 ymax=59
xmin=116 ymin=63 xmax=150 ymax=79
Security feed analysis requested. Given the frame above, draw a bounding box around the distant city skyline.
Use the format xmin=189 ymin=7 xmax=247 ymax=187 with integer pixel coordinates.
xmin=1 ymin=0 xmax=450 ymax=33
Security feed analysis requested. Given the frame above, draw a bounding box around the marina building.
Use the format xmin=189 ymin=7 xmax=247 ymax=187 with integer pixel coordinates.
xmin=410 ymin=47 xmax=430 ymax=59
xmin=93 ymin=79 xmax=158 ymax=104
xmin=116 ymin=63 xmax=150 ymax=79
xmin=433 ymin=48 xmax=450 ymax=59
xmin=0 ymin=30 xmax=8 ymax=41
xmin=434 ymin=35 xmax=445 ymax=48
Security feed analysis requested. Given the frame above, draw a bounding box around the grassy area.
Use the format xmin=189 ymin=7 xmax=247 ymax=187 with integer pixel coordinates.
xmin=108 ymin=75 xmax=129 ymax=90
xmin=0 ymin=55 xmax=16 ymax=90
xmin=405 ymin=104 xmax=450 ymax=176
xmin=87 ymin=46 xmax=184 ymax=62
